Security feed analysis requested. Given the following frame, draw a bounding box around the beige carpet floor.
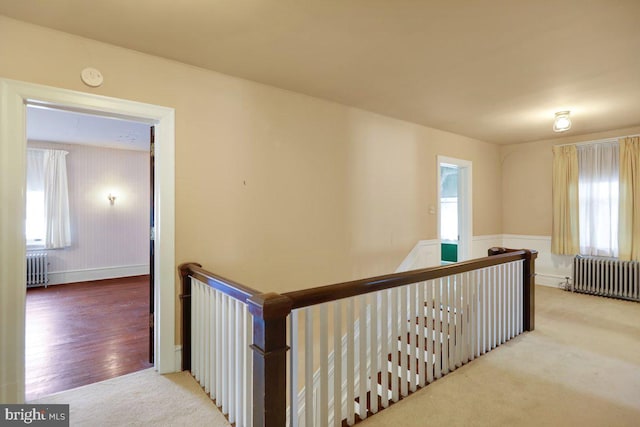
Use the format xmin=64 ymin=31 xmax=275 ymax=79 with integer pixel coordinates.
xmin=31 ymin=369 xmax=231 ymax=427
xmin=32 ymin=286 xmax=640 ymax=426
xmin=360 ymin=285 xmax=640 ymax=427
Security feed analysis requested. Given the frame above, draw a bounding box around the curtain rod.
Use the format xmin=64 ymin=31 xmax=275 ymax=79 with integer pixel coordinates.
xmin=27 ymin=147 xmax=69 ymax=154
xmin=555 ymin=133 xmax=640 ymax=148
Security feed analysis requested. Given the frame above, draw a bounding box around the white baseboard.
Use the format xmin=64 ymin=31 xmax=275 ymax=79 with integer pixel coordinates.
xmin=47 ymin=264 xmax=149 ymax=285
xmin=535 ymin=273 xmax=569 ymax=288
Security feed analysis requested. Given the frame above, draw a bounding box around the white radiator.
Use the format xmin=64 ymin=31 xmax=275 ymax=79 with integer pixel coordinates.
xmin=573 ymin=255 xmax=639 ymax=301
xmin=26 ymin=251 xmax=49 ymax=287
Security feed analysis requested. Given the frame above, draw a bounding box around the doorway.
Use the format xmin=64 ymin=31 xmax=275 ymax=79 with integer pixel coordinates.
xmin=437 ymin=156 xmax=472 ymax=263
xmin=24 ymin=106 xmax=154 ymax=400
xmin=0 ymin=79 xmax=176 ymax=403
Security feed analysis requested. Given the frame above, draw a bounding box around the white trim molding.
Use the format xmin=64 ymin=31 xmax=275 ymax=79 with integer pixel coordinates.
xmin=46 ymin=264 xmax=150 ymax=286
xmin=0 ymin=78 xmax=176 ymax=403
xmin=501 ymin=234 xmax=573 ymax=288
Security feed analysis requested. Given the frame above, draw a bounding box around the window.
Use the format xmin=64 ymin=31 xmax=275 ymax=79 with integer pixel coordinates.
xmin=553 ymin=137 xmax=640 ymax=259
xmin=26 ymin=190 xmax=46 ymax=246
xmin=26 ymin=148 xmax=71 ymax=249
xmin=577 ymin=142 xmax=619 ymax=257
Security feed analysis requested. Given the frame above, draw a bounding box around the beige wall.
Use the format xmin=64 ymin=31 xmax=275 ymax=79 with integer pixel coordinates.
xmin=0 ymin=16 xmax=501 ymax=295
xmin=501 ymin=125 xmax=640 ymax=236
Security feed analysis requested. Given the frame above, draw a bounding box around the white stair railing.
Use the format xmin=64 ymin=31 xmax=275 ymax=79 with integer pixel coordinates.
xmin=190 ymin=277 xmax=253 ymax=427
xmin=287 ymin=258 xmax=526 ymax=427
xmin=180 ymin=248 xmax=536 ymax=427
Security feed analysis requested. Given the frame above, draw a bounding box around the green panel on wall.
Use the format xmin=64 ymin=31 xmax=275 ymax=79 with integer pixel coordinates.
xmin=441 ymin=243 xmax=458 ymax=262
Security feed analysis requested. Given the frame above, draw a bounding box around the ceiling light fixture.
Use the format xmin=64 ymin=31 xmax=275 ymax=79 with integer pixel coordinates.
xmin=553 ymin=111 xmax=571 ymax=132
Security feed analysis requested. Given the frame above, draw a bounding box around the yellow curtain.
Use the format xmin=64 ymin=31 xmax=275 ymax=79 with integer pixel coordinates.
xmin=551 ymin=145 xmax=579 ymax=255
xmin=619 ymin=137 xmax=640 ymax=261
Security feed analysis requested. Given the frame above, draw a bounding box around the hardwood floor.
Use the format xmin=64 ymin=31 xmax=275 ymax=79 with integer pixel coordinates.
xmin=25 ymin=276 xmax=153 ymax=401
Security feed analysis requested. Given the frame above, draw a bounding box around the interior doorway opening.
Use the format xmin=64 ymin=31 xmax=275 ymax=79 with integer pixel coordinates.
xmin=437 ymin=156 xmax=472 ymax=264
xmin=24 ymin=105 xmax=154 ymax=401
xmin=440 ymin=164 xmax=459 ymax=264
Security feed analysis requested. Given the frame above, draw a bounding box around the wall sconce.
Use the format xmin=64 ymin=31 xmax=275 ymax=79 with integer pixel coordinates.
xmin=108 ymin=193 xmax=117 ymax=205
xmin=553 ymin=111 xmax=572 ymax=132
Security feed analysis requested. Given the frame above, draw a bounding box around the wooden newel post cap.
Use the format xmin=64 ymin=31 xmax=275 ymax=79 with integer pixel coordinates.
xmin=247 ymin=292 xmax=293 ymax=319
xmin=178 ymin=262 xmax=202 ymax=277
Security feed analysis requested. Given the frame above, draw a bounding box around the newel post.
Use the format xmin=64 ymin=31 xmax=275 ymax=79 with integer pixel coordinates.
xmin=178 ymin=262 xmax=201 ymax=372
xmin=522 ymin=250 xmax=538 ymax=331
xmin=488 ymin=248 xmax=538 ymax=331
xmin=247 ymin=292 xmax=293 ymax=427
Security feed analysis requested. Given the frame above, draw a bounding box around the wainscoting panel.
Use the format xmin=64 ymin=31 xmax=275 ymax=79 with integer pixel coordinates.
xmin=398 ymin=235 xmax=572 ymax=288
xmin=502 ymin=235 xmax=572 ymax=287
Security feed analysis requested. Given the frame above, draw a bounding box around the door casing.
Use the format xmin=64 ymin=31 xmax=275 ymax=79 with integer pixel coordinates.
xmin=0 ymin=78 xmax=176 ymax=403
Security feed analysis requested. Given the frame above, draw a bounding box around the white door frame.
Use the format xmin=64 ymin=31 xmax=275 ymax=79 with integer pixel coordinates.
xmin=0 ymin=78 xmax=176 ymax=403
xmin=437 ymin=155 xmax=473 ymax=262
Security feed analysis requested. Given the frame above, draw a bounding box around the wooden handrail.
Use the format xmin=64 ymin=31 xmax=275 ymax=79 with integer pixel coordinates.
xmin=283 ymin=250 xmax=529 ymax=310
xmin=180 ymin=262 xmax=261 ymax=303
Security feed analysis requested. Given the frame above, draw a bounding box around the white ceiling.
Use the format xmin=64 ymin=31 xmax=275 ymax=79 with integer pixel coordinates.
xmin=27 ymin=106 xmax=150 ymax=151
xmin=4 ymin=1 xmax=640 ymax=144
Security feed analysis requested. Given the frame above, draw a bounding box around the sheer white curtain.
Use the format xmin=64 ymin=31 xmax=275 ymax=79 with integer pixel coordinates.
xmin=577 ymin=142 xmax=619 ymax=257
xmin=27 ymin=148 xmax=71 ymax=249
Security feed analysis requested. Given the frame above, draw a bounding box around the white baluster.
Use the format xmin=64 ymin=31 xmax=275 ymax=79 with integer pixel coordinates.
xmin=244 ymin=308 xmax=253 ymax=427
xmin=417 ymin=282 xmax=426 ymax=387
xmin=227 ymin=297 xmax=236 ymax=423
xmin=497 ymin=265 xmax=502 ymax=344
xmin=390 ymin=288 xmax=399 ymax=401
xmin=434 ymin=279 xmax=442 ymax=379
xmin=358 ymin=295 xmax=368 ymax=420
xmin=490 ymin=266 xmax=497 ymax=350
xmin=346 ymin=298 xmax=355 ymax=425
xmin=503 ymin=264 xmax=508 ymax=342
xmin=408 ymin=284 xmax=417 ymax=393
xmin=426 ymin=281 xmax=434 ymax=384
xmin=461 ymin=273 xmax=469 ymax=365
xmin=449 ymin=276 xmax=456 ymax=370
xmin=455 ymin=274 xmax=462 ymax=369
xmin=204 ymin=287 xmax=211 ymax=394
xmin=369 ymin=293 xmax=379 ymax=414
xmin=290 ymin=310 xmax=300 ymax=427
xmin=212 ymin=289 xmax=218 ymax=399
xmin=508 ymin=262 xmax=516 ymax=338
xmin=516 ymin=261 xmax=521 ymax=334
xmin=215 ymin=290 xmax=222 ymax=406
xmin=221 ymin=294 xmax=228 ymax=413
xmin=333 ymin=300 xmax=343 ymax=427
xmin=304 ymin=307 xmax=314 ymax=427
xmin=399 ymin=286 xmax=408 ymax=397
xmin=320 ymin=304 xmax=329 ymax=425
xmin=380 ymin=290 xmax=389 ymax=408
xmin=441 ymin=277 xmax=449 ymax=375
xmin=191 ymin=280 xmax=198 ymax=381
xmin=235 ymin=299 xmax=243 ymax=425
